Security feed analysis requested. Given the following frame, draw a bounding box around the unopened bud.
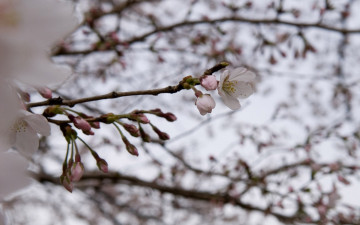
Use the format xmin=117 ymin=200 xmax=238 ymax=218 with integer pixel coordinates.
xmin=96 ymin=158 xmax=108 ymax=173
xmin=43 ymin=106 xmax=63 ymax=117
xmin=37 ymin=87 xmax=52 ymax=99
xmin=78 ymin=113 xmax=100 ymax=129
xmin=122 ymin=137 xmax=139 ymax=156
xmin=100 ymin=113 xmax=118 ymax=124
xmin=60 ymin=174 xmax=73 ymax=193
xmin=152 ymin=126 xmax=170 ymax=140
xmin=200 ymin=75 xmax=218 ymax=91
xmin=135 ymin=114 xmax=150 ymax=124
xmin=122 ymin=124 xmax=140 ymax=137
xmin=163 ymin=112 xmax=177 ymax=122
xmin=69 ymin=115 xmax=92 ymax=132
xmin=71 ymin=162 xmax=84 ymax=182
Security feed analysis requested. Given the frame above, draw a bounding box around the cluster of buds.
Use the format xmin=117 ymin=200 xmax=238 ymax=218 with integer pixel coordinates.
xmin=59 ymin=123 xmax=108 ymax=192
xmin=60 ymin=150 xmax=85 ymax=193
xmin=54 ymin=107 xmax=176 ymax=192
xmin=99 ymin=109 xmax=175 ymax=157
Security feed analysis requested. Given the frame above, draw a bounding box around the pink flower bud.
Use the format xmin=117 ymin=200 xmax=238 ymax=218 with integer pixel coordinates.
xmin=126 ymin=142 xmax=139 ymax=156
xmin=164 ymin=112 xmax=177 ymax=122
xmin=123 ymin=123 xmax=140 ymax=137
xmin=37 ymin=87 xmax=53 ymax=99
xmin=71 ymin=162 xmax=84 ymax=182
xmin=122 ymin=137 xmax=139 ymax=156
xmin=196 ymin=94 xmax=216 ymax=115
xmin=60 ymin=174 xmax=73 ymax=193
xmin=136 ymin=114 xmax=150 ymax=124
xmin=69 ymin=115 xmax=92 ymax=132
xmin=90 ymin=121 xmax=100 ymax=129
xmin=200 ymin=75 xmax=218 ymax=91
xmin=152 ymin=126 xmax=170 ymax=140
xmin=96 ymin=158 xmax=108 ymax=173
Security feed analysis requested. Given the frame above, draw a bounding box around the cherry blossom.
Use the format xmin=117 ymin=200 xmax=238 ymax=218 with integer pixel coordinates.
xmin=217 ymin=67 xmax=256 ymax=110
xmin=0 ymin=110 xmax=51 ymax=156
xmin=196 ymin=94 xmax=216 ymax=115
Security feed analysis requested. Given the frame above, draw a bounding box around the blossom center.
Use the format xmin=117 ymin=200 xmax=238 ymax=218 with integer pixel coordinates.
xmin=222 ymin=78 xmax=238 ymax=95
xmin=12 ymin=120 xmax=27 ymax=133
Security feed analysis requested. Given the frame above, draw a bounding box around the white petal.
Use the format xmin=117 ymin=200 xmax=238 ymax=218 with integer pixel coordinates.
xmin=218 ymin=90 xmax=241 ymax=110
xmin=0 ymin=130 xmax=16 ymax=152
xmin=232 ymin=81 xmax=255 ymax=99
xmin=219 ymin=70 xmax=229 ymax=87
xmin=230 ymin=68 xmax=256 ymax=82
xmin=230 ymin=67 xmax=247 ymax=77
xmin=14 ymin=126 xmax=39 ymax=156
xmin=23 ymin=114 xmax=51 ymax=136
xmin=0 ymin=152 xmax=31 ymax=199
xmin=10 ymin=0 xmax=77 ymax=47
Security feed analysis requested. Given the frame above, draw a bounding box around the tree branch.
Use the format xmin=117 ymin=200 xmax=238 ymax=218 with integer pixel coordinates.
xmin=54 ymin=17 xmax=360 ymax=56
xmin=27 ymin=62 xmax=228 ymax=108
xmin=34 ymin=171 xmax=305 ymax=224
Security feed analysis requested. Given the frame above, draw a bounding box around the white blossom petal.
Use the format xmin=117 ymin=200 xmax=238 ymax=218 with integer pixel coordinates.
xmin=23 ymin=113 xmax=51 ymax=136
xmin=231 ymin=81 xmax=255 ymax=99
xmin=218 ymin=90 xmax=241 ymax=110
xmin=0 ymin=130 xmax=15 ymax=152
xmin=0 ymin=0 xmax=76 ymax=85
xmin=230 ymin=69 xmax=256 ymax=82
xmin=229 ymin=67 xmax=247 ymax=77
xmin=0 ymin=151 xmax=31 ymax=199
xmin=219 ymin=70 xmax=229 ymax=88
xmin=14 ymin=126 xmax=39 ymax=156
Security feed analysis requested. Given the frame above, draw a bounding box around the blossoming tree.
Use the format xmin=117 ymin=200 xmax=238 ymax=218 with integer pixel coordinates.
xmin=1 ymin=0 xmax=360 ymax=224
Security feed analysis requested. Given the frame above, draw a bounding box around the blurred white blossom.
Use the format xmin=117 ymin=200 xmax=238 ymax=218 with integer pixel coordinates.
xmin=0 ymin=151 xmax=30 ymax=200
xmin=0 ymin=110 xmax=50 ymax=157
xmin=0 ymin=0 xmax=77 ymax=85
xmin=218 ymin=67 xmax=256 ymax=110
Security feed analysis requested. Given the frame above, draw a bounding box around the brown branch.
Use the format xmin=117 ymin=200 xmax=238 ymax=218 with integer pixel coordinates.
xmin=27 ymin=85 xmax=183 ymax=108
xmin=27 ymin=62 xmax=228 ymax=108
xmin=54 ymin=17 xmax=360 ymax=56
xmin=34 ymin=171 xmax=303 ymax=224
